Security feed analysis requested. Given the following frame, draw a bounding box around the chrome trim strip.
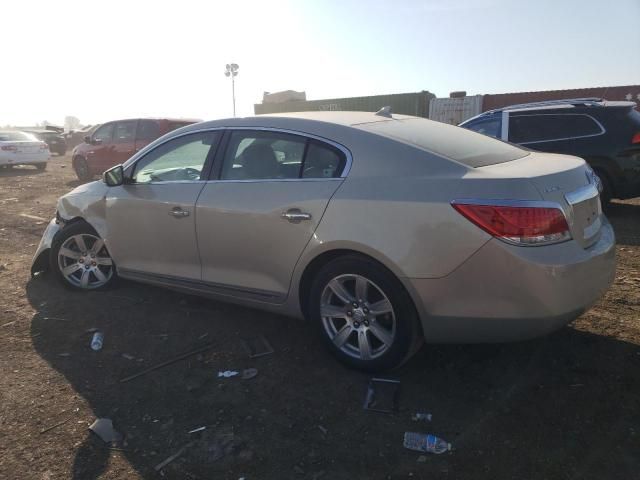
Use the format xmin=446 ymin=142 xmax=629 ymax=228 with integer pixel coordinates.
xmin=564 ymin=183 xmax=599 ymax=206
xmin=204 ymin=177 xmax=342 ymax=185
xmin=451 ymin=198 xmax=565 ymax=210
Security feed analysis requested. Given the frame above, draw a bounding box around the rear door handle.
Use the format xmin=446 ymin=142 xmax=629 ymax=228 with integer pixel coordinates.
xmin=282 ymin=208 xmax=311 ymax=223
xmin=169 ymin=207 xmax=190 ymax=218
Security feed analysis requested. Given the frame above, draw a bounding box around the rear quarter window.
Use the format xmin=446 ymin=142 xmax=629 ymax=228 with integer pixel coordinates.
xmin=509 ymin=114 xmax=603 ymax=144
xmin=360 ymin=118 xmax=527 ymax=167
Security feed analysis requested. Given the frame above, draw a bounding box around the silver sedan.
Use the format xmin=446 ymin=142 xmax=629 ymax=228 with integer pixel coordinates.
xmin=31 ymin=111 xmax=616 ymax=371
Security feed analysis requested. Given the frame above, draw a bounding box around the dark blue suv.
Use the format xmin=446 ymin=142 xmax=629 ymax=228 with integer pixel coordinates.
xmin=460 ymin=98 xmax=640 ymax=203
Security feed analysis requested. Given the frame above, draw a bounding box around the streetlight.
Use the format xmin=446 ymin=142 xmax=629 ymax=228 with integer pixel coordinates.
xmin=224 ymin=63 xmax=239 ymax=117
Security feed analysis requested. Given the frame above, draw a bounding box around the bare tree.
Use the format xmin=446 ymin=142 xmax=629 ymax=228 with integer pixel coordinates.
xmin=64 ymin=116 xmax=81 ymax=131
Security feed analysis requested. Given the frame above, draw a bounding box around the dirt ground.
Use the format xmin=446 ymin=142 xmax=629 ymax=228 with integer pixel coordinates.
xmin=0 ymin=154 xmax=639 ymax=480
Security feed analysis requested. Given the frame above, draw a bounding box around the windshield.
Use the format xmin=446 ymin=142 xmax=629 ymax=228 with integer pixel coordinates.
xmin=359 ymin=118 xmax=528 ymax=167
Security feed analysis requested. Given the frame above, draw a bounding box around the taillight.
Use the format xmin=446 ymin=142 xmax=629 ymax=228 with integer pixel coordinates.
xmin=452 ymin=202 xmax=571 ymax=246
xmin=40 ymin=142 xmax=48 ymax=150
xmin=632 ymin=132 xmax=640 ymax=144
xmin=1 ymin=145 xmax=17 ymax=152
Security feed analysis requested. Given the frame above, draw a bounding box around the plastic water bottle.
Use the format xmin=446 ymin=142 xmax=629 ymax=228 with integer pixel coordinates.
xmin=91 ymin=332 xmax=104 ymax=351
xmin=403 ymin=432 xmax=451 ymax=454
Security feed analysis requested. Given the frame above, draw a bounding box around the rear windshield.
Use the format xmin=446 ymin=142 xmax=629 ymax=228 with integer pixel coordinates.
xmin=0 ymin=131 xmax=37 ymax=142
xmin=360 ymin=118 xmax=528 ymax=167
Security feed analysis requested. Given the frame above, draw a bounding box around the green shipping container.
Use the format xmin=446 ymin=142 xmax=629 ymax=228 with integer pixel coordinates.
xmin=254 ymin=91 xmax=435 ymax=117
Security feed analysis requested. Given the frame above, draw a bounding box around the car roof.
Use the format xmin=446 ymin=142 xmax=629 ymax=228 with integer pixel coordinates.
xmin=183 ymin=111 xmax=417 ymax=133
xmin=100 ymin=117 xmax=200 ymax=124
xmin=461 ymin=99 xmax=637 ymax=125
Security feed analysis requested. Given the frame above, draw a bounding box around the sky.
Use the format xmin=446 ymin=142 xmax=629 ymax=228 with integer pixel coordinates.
xmin=1 ymin=0 xmax=638 ymax=127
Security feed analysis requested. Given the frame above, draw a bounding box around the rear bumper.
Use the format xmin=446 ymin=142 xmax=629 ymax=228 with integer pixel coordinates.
xmin=408 ymin=219 xmax=616 ymax=343
xmin=0 ymin=152 xmax=50 ymax=165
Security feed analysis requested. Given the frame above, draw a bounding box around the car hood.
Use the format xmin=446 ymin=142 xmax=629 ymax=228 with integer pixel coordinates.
xmin=65 ymin=180 xmax=108 ymax=198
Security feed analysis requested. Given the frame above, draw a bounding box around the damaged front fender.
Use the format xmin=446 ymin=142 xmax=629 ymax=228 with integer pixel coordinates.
xmin=31 ymin=218 xmax=61 ymax=275
xmin=31 ymin=181 xmax=109 ymax=276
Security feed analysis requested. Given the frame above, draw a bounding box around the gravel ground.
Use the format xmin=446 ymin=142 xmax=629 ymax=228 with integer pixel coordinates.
xmin=0 ymin=154 xmax=639 ymax=479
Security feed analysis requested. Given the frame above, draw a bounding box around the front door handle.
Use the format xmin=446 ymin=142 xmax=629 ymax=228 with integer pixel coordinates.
xmin=282 ymin=208 xmax=312 ymax=223
xmin=169 ymin=207 xmax=190 ymax=218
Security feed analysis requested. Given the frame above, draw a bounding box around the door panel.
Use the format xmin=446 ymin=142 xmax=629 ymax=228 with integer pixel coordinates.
xmin=86 ymin=123 xmax=115 ymax=175
xmin=196 ymin=180 xmax=342 ymax=298
xmin=104 ymin=130 xmax=220 ymax=279
xmin=106 ymin=183 xmax=205 ymax=278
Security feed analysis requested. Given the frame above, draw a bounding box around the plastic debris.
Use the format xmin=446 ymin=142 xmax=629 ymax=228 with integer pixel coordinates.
xmin=121 ymin=353 xmax=135 ymax=360
xmin=241 ymin=368 xmax=258 ymax=380
xmin=412 ymin=412 xmax=433 ymax=422
xmin=189 ymin=426 xmax=206 ymax=434
xmin=318 ymin=425 xmax=328 ymax=435
xmin=218 ymin=370 xmax=239 ymax=378
xmin=364 ymin=378 xmax=400 ymax=413
xmin=403 ymin=432 xmax=451 ymax=454
xmin=89 ymin=418 xmax=123 ymax=446
xmin=242 ymin=336 xmax=274 ymax=358
xmin=90 ymin=331 xmax=104 ymax=351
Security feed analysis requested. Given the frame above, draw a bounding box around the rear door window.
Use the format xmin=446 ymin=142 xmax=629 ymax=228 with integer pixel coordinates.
xmin=137 ymin=120 xmax=161 ymax=141
xmin=219 ymin=130 xmax=347 ymax=180
xmin=509 ymin=114 xmax=603 ymax=144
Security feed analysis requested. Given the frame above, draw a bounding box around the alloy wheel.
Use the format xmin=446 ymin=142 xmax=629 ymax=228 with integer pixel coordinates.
xmin=320 ymin=274 xmax=396 ymax=360
xmin=57 ymin=233 xmax=113 ymax=289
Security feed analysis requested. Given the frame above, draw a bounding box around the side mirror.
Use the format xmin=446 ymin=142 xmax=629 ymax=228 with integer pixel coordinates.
xmin=83 ymin=135 xmax=91 ymax=144
xmin=103 ymin=164 xmax=124 ymax=187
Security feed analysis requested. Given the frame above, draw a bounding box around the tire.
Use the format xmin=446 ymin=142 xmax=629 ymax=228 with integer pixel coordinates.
xmin=594 ymin=170 xmax=613 ymax=206
xmin=50 ymin=221 xmax=116 ymax=290
xmin=74 ymin=157 xmax=92 ymax=182
xmin=309 ymin=255 xmax=422 ymax=371
xmin=35 ymin=163 xmax=47 ymax=171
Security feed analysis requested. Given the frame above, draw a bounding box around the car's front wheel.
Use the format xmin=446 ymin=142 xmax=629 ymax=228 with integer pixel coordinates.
xmin=50 ymin=221 xmax=115 ymax=290
xmin=74 ymin=157 xmax=92 ymax=182
xmin=309 ymin=255 xmax=422 ymax=371
xmin=35 ymin=163 xmax=47 ymax=171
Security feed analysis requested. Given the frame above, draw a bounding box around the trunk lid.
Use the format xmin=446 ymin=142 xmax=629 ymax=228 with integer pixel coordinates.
xmin=13 ymin=141 xmax=45 ymax=154
xmin=479 ymin=152 xmax=602 ymax=248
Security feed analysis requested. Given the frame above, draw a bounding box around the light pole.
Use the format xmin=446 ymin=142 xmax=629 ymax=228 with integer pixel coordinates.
xmin=224 ymin=63 xmax=239 ymax=117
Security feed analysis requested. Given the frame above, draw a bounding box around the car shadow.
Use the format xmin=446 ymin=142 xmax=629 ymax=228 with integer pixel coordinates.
xmin=26 ymin=274 xmax=640 ymax=479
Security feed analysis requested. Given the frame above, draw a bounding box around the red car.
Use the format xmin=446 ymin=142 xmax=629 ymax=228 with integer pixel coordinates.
xmin=71 ymin=118 xmax=198 ymax=181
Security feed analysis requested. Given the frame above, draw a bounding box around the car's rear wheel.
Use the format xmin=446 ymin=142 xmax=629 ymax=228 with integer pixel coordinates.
xmin=309 ymin=255 xmax=422 ymax=371
xmin=74 ymin=157 xmax=92 ymax=182
xmin=50 ymin=221 xmax=115 ymax=290
xmin=35 ymin=163 xmax=47 ymax=171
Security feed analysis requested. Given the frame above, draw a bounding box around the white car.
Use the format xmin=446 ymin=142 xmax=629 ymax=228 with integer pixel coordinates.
xmin=0 ymin=131 xmax=50 ymax=170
